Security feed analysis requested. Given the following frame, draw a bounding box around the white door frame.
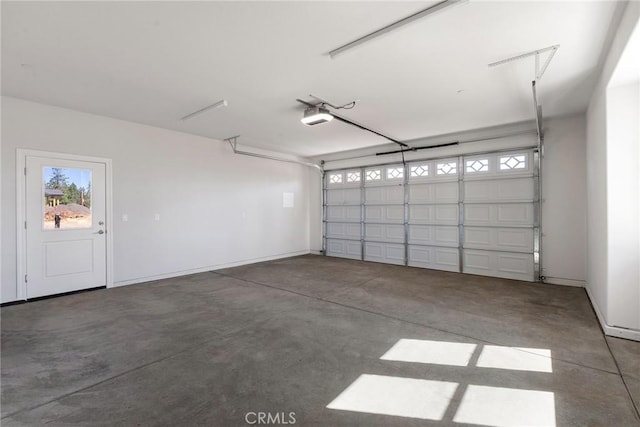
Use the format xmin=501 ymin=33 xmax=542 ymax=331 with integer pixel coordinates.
xmin=16 ymin=149 xmax=114 ymax=300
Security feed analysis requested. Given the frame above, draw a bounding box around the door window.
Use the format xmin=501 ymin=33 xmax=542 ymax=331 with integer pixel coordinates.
xmin=43 ymin=167 xmax=92 ymax=230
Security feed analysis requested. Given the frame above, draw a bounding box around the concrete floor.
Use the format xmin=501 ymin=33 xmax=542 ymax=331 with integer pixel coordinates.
xmin=1 ymin=254 xmax=639 ymax=426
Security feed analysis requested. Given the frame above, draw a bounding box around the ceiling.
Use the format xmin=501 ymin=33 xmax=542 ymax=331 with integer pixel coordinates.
xmin=2 ymin=1 xmax=619 ymax=158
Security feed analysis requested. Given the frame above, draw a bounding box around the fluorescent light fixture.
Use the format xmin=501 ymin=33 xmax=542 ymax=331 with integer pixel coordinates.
xmin=180 ymin=99 xmax=228 ymax=121
xmin=329 ymin=0 xmax=467 ymax=58
xmin=301 ymin=105 xmax=333 ymax=126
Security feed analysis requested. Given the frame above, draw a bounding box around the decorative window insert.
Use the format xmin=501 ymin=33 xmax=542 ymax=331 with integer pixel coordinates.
xmin=499 ymin=154 xmax=526 ymax=170
xmin=386 ymin=167 xmax=404 ymax=180
xmin=346 ymin=171 xmax=361 ymax=183
xmin=410 ymin=164 xmax=429 ymax=177
xmin=366 ymin=169 xmax=381 ymax=181
xmin=466 ymin=159 xmax=489 ymax=173
xmin=329 ymin=172 xmax=343 ymax=184
xmin=436 ymin=162 xmax=457 ymax=175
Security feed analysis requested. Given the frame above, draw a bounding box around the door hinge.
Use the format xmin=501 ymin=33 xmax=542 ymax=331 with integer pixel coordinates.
xmin=25 ymin=221 xmax=27 ymax=230
xmin=25 ymin=274 xmax=28 ymax=283
xmin=24 ymin=167 xmax=27 ymax=176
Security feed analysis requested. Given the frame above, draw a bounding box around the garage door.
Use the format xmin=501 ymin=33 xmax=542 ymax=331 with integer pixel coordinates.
xmin=363 ymin=165 xmax=405 ymax=265
xmin=325 ymin=170 xmax=362 ymax=260
xmin=323 ymin=149 xmax=539 ymax=282
xmin=461 ymin=151 xmax=537 ymax=281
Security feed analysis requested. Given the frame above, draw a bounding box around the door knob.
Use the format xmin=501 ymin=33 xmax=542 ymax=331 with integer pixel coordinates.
xmin=96 ymin=230 xmax=105 ymax=235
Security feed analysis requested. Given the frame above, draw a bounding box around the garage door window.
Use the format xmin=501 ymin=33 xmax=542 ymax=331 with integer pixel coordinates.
xmin=499 ymin=154 xmax=526 ymax=170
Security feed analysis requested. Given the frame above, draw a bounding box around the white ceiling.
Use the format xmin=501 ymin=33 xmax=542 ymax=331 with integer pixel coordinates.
xmin=1 ymin=1 xmax=619 ymax=157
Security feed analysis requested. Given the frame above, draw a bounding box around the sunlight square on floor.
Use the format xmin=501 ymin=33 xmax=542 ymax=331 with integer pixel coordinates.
xmin=326 ymin=374 xmax=458 ymax=421
xmin=380 ymin=339 xmax=477 ymax=367
xmin=476 ymin=345 xmax=553 ymax=373
xmin=453 ymin=385 xmax=556 ymax=427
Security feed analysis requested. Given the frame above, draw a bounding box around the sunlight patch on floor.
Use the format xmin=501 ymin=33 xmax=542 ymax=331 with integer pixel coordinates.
xmin=326 ymin=374 xmax=458 ymax=421
xmin=453 ymin=385 xmax=556 ymax=426
xmin=476 ymin=345 xmax=552 ymax=373
xmin=328 ymin=338 xmax=556 ymax=424
xmin=380 ymin=339 xmax=477 ymax=367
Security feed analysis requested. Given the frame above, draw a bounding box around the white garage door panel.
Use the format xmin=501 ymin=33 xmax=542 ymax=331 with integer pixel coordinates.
xmin=464 ymin=178 xmax=534 ymax=203
xmin=366 ymin=205 xmax=405 ymax=223
xmin=408 ymin=225 xmax=459 ymax=247
xmin=326 ymin=188 xmax=361 ymax=205
xmin=365 ymin=242 xmax=405 ymax=265
xmin=408 ymin=245 xmax=460 ymax=272
xmin=365 ymin=186 xmax=404 ymax=205
xmin=464 ymin=227 xmax=533 ymax=252
xmin=409 ymin=204 xmax=459 ymax=225
xmin=327 ymin=205 xmax=361 ymax=222
xmin=365 ymin=224 xmax=405 ymax=243
xmin=326 ymin=239 xmax=362 ymax=260
xmin=463 ymin=249 xmax=534 ymax=281
xmin=326 ymin=223 xmax=361 ymax=240
xmin=409 ymin=182 xmax=458 ymax=204
xmin=464 ymin=204 xmax=533 ymax=227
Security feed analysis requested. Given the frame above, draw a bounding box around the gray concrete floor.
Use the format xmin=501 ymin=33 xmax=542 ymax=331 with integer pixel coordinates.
xmin=1 ymin=254 xmax=639 ymax=426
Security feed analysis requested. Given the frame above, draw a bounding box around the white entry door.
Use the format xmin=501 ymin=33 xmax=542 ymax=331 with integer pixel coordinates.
xmin=25 ymin=156 xmax=107 ymax=298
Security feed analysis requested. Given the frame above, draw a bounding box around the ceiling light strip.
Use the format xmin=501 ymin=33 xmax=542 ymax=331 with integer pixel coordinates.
xmin=329 ymin=0 xmax=467 ymax=59
xmin=180 ymin=99 xmax=228 ymax=121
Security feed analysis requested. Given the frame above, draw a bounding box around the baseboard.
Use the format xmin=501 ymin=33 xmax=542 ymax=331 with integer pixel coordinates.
xmin=585 ymin=285 xmax=640 ymax=342
xmin=110 ymin=250 xmax=312 ymax=288
xmin=543 ymin=277 xmax=585 ymax=287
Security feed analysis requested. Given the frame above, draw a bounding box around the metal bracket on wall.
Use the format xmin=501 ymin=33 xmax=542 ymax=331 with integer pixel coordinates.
xmin=488 ymin=44 xmax=560 ymax=81
xmin=224 ymin=135 xmax=323 ymax=172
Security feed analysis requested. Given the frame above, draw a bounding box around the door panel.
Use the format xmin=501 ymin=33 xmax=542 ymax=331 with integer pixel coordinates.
xmin=463 ymin=249 xmax=534 ymax=281
xmin=326 ymin=222 xmax=361 ymax=240
xmin=26 ymin=156 xmax=107 ymax=298
xmin=409 ymin=182 xmax=458 ymax=204
xmin=464 ymin=178 xmax=534 ymax=203
xmin=408 ymin=245 xmax=460 ymax=272
xmin=464 ymin=204 xmax=533 ymax=227
xmin=365 ymin=224 xmax=405 ymax=243
xmin=326 ymin=205 xmax=361 ymax=222
xmin=326 ymin=239 xmax=362 ymax=260
xmin=365 ymin=205 xmax=405 ymax=223
xmin=408 ymin=204 xmax=459 ymax=225
xmin=365 ymin=186 xmax=404 ymax=205
xmin=364 ymin=242 xmax=405 ymax=265
xmin=464 ymin=227 xmax=534 ymax=252
xmin=326 ymin=188 xmax=361 ymax=205
xmin=408 ymin=225 xmax=459 ymax=247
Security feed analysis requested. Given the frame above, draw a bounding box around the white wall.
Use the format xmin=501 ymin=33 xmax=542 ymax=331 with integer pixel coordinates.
xmin=585 ymin=1 xmax=640 ymax=339
xmin=541 ymin=114 xmax=587 ymax=286
xmin=606 ymin=81 xmax=640 ymax=330
xmin=1 ymin=96 xmax=322 ymax=303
